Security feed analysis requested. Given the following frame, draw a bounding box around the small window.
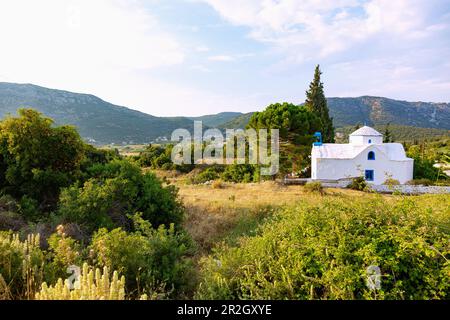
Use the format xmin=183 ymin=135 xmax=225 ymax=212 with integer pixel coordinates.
xmin=365 ymin=170 xmax=374 ymax=181
xmin=368 ymin=139 xmax=372 ymax=143
xmin=368 ymin=151 xmax=375 ymax=160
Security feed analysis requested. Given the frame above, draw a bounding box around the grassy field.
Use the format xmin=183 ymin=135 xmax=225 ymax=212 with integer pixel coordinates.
xmin=169 ymin=179 xmax=450 ymax=248
xmin=165 ymin=178 xmax=450 ymax=299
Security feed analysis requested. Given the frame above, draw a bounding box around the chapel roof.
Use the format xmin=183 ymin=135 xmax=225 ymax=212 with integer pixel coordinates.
xmin=350 ymin=126 xmax=382 ymax=137
xmin=312 ymin=143 xmax=412 ymax=161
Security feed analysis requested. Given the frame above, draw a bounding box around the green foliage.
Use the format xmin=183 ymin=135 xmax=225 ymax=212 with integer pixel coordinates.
xmin=305 ymin=65 xmax=335 ymax=143
xmin=221 ymin=164 xmax=259 ymax=183
xmin=0 ymin=109 xmax=85 ymax=210
xmin=89 ymin=215 xmax=194 ymax=298
xmin=196 ymin=196 xmax=450 ymax=300
xmin=57 ymin=159 xmax=184 ymax=234
xmin=347 ymin=177 xmax=368 ymax=191
xmin=138 ymin=144 xmax=172 ymax=168
xmin=383 ymin=123 xmax=393 ymax=143
xmin=80 ymin=144 xmax=121 ymax=173
xmin=191 ymin=167 xmax=222 ymax=184
xmin=407 ymin=145 xmax=445 ymax=181
xmin=247 ymin=102 xmax=321 ymax=175
xmin=248 ymin=103 xmax=321 ymax=141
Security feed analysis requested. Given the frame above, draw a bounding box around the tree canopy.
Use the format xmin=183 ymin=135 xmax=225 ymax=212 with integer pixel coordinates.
xmin=0 ymin=109 xmax=85 ymax=209
xmin=247 ymin=103 xmax=321 ymax=175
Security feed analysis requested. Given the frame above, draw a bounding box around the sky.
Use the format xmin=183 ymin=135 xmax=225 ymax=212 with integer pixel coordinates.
xmin=0 ymin=0 xmax=449 ymax=116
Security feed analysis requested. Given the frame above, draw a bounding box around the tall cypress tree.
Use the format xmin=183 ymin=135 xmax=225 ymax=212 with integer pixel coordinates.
xmin=305 ymin=65 xmax=335 ymax=142
xmin=383 ymin=122 xmax=393 ymax=143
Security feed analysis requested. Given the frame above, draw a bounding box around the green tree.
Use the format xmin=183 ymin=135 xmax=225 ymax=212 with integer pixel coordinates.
xmin=383 ymin=123 xmax=393 ymax=143
xmin=0 ymin=109 xmax=85 ymax=210
xmin=247 ymin=103 xmax=321 ymax=175
xmin=305 ymin=65 xmax=335 ymax=142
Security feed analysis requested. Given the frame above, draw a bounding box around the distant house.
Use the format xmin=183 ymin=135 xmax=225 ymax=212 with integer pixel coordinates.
xmin=311 ymin=126 xmax=414 ymax=185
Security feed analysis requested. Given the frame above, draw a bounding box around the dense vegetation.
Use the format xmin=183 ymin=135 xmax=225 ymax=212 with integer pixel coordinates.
xmin=196 ymin=195 xmax=450 ymax=300
xmin=1 ymin=80 xmax=449 ymax=301
xmin=0 ymin=109 xmax=194 ymax=300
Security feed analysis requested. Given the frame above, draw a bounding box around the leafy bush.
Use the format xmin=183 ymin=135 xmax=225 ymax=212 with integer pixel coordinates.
xmin=304 ymin=181 xmax=325 ymax=194
xmin=89 ymin=215 xmax=195 ymax=298
xmin=221 ymin=164 xmax=259 ymax=183
xmin=190 ymin=167 xmax=222 ymax=184
xmin=196 ymin=196 xmax=450 ymax=300
xmin=0 ymin=109 xmax=85 ymax=210
xmin=57 ymin=159 xmax=184 ymax=234
xmin=406 ymin=145 xmax=446 ymax=181
xmin=347 ymin=176 xmax=368 ymax=191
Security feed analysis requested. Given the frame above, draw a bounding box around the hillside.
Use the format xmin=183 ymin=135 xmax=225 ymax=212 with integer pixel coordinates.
xmin=217 ymin=112 xmax=255 ymax=129
xmin=0 ymin=82 xmax=194 ymax=145
xmin=189 ymin=112 xmax=242 ymax=127
xmin=327 ymin=96 xmax=450 ymax=129
xmin=336 ymin=124 xmax=450 ymax=143
xmin=215 ymin=97 xmax=450 ymax=131
xmin=1 ymin=83 xmax=449 ymax=145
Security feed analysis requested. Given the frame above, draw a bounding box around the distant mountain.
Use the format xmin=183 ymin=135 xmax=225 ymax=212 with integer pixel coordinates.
xmin=189 ymin=112 xmax=242 ymax=127
xmin=0 ymin=82 xmax=195 ymax=145
xmin=1 ymin=83 xmax=448 ymax=145
xmin=336 ymin=124 xmax=450 ymax=143
xmin=218 ymin=97 xmax=450 ymax=131
xmin=327 ymin=96 xmax=450 ymax=129
xmin=218 ymin=112 xmax=255 ymax=129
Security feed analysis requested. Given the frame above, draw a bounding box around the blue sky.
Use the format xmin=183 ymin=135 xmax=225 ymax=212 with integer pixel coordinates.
xmin=0 ymin=0 xmax=450 ymax=116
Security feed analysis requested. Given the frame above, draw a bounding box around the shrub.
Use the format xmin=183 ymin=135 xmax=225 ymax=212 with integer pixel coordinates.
xmin=88 ymin=215 xmax=195 ymax=298
xmin=347 ymin=176 xmax=368 ymax=191
xmin=191 ymin=167 xmax=221 ymax=184
xmin=304 ymin=181 xmax=325 ymax=194
xmin=383 ymin=178 xmax=400 ymax=186
xmin=57 ymin=159 xmax=184 ymax=234
xmin=0 ymin=109 xmax=85 ymax=210
xmin=221 ymin=164 xmax=259 ymax=183
xmin=212 ymin=180 xmax=224 ymax=189
xmin=196 ymin=196 xmax=450 ymax=300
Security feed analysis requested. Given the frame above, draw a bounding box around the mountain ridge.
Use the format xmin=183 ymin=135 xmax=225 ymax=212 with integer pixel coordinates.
xmin=0 ymin=82 xmax=449 ymax=144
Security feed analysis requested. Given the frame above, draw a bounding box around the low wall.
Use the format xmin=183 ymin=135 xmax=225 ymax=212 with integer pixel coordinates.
xmin=370 ymin=185 xmax=450 ymax=195
xmin=283 ymin=177 xmax=450 ymax=194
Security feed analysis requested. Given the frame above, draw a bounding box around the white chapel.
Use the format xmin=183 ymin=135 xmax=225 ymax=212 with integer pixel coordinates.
xmin=311 ymin=126 xmax=414 ymax=185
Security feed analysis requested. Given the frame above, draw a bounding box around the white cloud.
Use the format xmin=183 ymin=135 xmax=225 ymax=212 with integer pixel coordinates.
xmin=195 ymin=45 xmax=210 ymax=52
xmin=0 ymin=0 xmax=189 ymax=114
xmin=190 ymin=65 xmax=211 ymax=72
xmin=200 ymin=0 xmax=448 ymax=61
xmin=208 ymin=55 xmax=235 ymax=61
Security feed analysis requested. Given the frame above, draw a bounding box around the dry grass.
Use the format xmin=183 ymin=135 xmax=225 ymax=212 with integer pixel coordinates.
xmin=178 ymin=181 xmax=371 ymax=253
